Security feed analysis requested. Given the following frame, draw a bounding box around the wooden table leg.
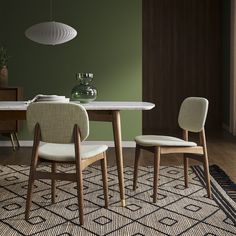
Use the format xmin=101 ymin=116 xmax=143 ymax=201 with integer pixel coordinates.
xmin=112 ymin=111 xmax=125 ymax=207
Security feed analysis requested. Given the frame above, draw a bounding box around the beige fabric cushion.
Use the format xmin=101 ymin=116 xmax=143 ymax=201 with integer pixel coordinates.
xmin=38 ymin=143 xmax=108 ymax=162
xmin=27 ymin=103 xmax=89 ymax=143
xmin=178 ymin=97 xmax=208 ymax=133
xmin=135 ymin=135 xmax=197 ymax=147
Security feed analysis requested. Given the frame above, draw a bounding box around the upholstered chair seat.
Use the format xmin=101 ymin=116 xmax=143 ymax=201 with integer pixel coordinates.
xmin=39 ymin=143 xmax=108 ymax=161
xmin=135 ymin=135 xmax=197 ymax=147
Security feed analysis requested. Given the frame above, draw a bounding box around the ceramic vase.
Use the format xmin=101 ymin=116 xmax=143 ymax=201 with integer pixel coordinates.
xmin=0 ymin=66 xmax=8 ymax=87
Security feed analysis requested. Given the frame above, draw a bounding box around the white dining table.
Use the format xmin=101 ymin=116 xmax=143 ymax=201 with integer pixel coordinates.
xmin=0 ymin=101 xmax=155 ymax=206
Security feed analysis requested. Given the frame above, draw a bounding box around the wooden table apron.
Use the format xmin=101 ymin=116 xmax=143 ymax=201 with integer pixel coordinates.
xmin=0 ymin=102 xmax=155 ymax=207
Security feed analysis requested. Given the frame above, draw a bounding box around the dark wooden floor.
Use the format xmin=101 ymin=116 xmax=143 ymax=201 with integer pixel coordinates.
xmin=1 ymin=133 xmax=236 ymax=183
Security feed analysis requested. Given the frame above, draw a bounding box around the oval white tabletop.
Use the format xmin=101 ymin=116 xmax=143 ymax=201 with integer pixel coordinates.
xmin=0 ymin=101 xmax=155 ymax=111
xmin=73 ymin=101 xmax=155 ymax=110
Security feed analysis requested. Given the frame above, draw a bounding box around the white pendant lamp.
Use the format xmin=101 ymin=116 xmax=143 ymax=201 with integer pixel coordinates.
xmin=25 ymin=0 xmax=77 ymax=45
xmin=25 ymin=21 xmax=77 ymax=45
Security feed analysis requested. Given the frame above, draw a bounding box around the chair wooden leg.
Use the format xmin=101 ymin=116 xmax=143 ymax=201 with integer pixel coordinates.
xmin=153 ymin=146 xmax=161 ymax=203
xmin=74 ymin=126 xmax=84 ymax=225
xmin=101 ymin=153 xmax=109 ymax=208
xmin=25 ymin=124 xmax=41 ymax=221
xmin=25 ymin=169 xmax=36 ymax=220
xmin=76 ymin=164 xmax=84 ymax=225
xmin=203 ymin=154 xmax=212 ymax=198
xmin=51 ymin=162 xmax=56 ymax=204
xmin=200 ymin=129 xmax=212 ymax=198
xmin=133 ymin=145 xmax=141 ymax=191
xmin=184 ymin=154 xmax=189 ymax=188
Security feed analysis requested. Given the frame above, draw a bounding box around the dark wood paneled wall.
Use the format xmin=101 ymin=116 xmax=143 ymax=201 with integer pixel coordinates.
xmin=143 ymin=0 xmax=222 ymax=135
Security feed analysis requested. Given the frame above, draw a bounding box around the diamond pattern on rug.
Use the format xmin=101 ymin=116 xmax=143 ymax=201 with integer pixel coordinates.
xmin=75 ymin=207 xmax=132 ymax=235
xmin=0 ymin=197 xmax=39 ymax=220
xmin=165 ymin=197 xmax=219 ymax=220
xmin=3 ymin=208 xmax=67 ymax=235
xmin=138 ymin=208 xmax=198 ymax=235
xmin=0 ymin=165 xmax=235 ymax=236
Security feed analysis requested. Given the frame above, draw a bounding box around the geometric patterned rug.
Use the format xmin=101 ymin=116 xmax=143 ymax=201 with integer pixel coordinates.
xmin=0 ymin=164 xmax=235 ymax=236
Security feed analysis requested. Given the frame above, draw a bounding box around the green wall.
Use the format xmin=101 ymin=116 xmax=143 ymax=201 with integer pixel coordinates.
xmin=0 ymin=0 xmax=142 ymax=141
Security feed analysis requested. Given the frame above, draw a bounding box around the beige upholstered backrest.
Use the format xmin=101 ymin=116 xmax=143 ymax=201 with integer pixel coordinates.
xmin=27 ymin=103 xmax=89 ymax=143
xmin=178 ymin=97 xmax=208 ymax=132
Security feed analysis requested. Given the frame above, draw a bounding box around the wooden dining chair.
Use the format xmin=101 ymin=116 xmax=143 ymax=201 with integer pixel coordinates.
xmin=25 ymin=102 xmax=109 ymax=225
xmin=133 ymin=97 xmax=211 ymax=203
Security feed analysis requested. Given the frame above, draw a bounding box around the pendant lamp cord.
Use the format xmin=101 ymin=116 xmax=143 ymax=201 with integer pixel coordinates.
xmin=50 ymin=0 xmax=53 ymax=21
